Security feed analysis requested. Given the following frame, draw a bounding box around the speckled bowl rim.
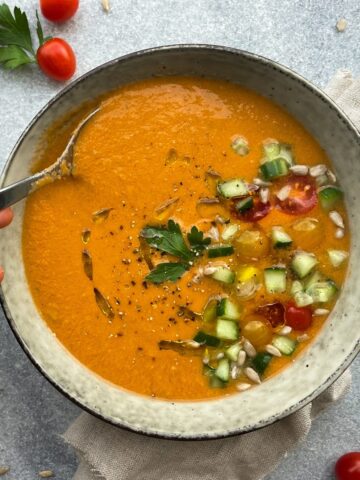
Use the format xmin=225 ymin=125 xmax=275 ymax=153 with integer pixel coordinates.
xmin=1 ymin=44 xmax=359 ymax=440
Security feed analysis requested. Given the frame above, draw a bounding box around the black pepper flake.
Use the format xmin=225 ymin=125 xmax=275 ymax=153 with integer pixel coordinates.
xmin=137 ymin=257 xmax=143 ymax=263
xmin=109 ymin=231 xmax=114 ymax=236
xmin=137 ymin=347 xmax=143 ymax=351
xmin=119 ymin=225 xmax=124 ymax=230
xmin=131 ymin=280 xmax=136 ymax=286
xmin=142 ymin=281 xmax=148 ymax=289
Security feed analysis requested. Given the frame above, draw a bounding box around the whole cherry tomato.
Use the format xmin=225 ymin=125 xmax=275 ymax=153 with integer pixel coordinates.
xmin=276 ymin=175 xmax=317 ymax=215
xmin=335 ymin=452 xmax=360 ymax=480
xmin=285 ymin=302 xmax=312 ymax=330
xmin=37 ymin=38 xmax=76 ymax=81
xmin=40 ymin=0 xmax=79 ymax=22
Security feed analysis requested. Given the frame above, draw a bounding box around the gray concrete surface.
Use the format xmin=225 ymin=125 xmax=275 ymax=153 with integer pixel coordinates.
xmin=0 ymin=0 xmax=359 ymax=478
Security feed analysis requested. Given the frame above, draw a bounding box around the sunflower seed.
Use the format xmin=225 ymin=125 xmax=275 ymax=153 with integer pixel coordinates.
xmin=336 ymin=18 xmax=347 ymax=32
xmin=289 ymin=165 xmax=308 ymax=176
xmin=243 ymin=339 xmax=256 ymax=358
xmin=253 ymin=177 xmax=272 ymax=187
xmin=309 ymin=164 xmax=327 ymax=177
xmin=81 ymin=228 xmax=91 ymax=244
xmin=265 ymin=344 xmax=282 ymax=357
xmin=327 ymin=170 xmax=337 ymax=183
xmin=92 ymin=208 xmax=113 ymax=223
xmin=155 ymin=197 xmax=179 ymax=214
xmin=236 ymin=382 xmax=251 ymax=391
xmin=215 ymin=214 xmax=227 ymax=224
xmin=39 ymin=471 xmax=54 ymax=478
xmin=237 ymin=349 xmax=246 ymax=366
xmin=297 ymin=333 xmax=310 ymax=342
xmin=0 ymin=467 xmax=10 ymax=476
xmin=279 ymin=325 xmax=292 ymax=335
xmin=94 ymin=288 xmax=114 ymax=319
xmin=259 ymin=187 xmax=269 ymax=204
xmin=276 ymin=185 xmax=291 ymax=201
xmin=208 ymin=226 xmax=220 ymax=242
xmin=244 ymin=367 xmax=261 ymax=384
xmin=313 ymin=308 xmax=330 ymax=316
xmin=203 ymin=266 xmax=217 ymax=276
xmin=329 ymin=211 xmax=344 ymax=228
xmin=82 ymin=249 xmax=93 ymax=281
xmin=231 ymin=364 xmax=239 ymax=379
xmin=335 ymin=228 xmax=345 ymax=239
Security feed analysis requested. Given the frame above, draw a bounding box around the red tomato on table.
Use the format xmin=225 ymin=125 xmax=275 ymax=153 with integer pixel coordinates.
xmin=335 ymin=453 xmax=360 ymax=480
xmin=37 ymin=38 xmax=76 ymax=81
xmin=40 ymin=0 xmax=79 ymax=22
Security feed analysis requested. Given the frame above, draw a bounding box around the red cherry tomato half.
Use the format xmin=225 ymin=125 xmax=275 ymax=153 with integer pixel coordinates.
xmin=285 ymin=302 xmax=313 ymax=330
xmin=257 ymin=302 xmax=285 ymax=328
xmin=335 ymin=452 xmax=360 ymax=480
xmin=40 ymin=0 xmax=79 ymax=22
xmin=276 ymin=175 xmax=317 ymax=215
xmin=233 ymin=197 xmax=271 ymax=222
xmin=37 ymin=38 xmax=76 ymax=82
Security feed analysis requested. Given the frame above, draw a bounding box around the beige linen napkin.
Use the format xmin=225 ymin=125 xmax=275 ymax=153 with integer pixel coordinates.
xmin=64 ymin=70 xmax=356 ymax=480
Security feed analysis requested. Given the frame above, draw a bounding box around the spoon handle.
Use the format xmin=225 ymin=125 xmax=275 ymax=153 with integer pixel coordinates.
xmin=0 ymin=171 xmax=45 ymax=209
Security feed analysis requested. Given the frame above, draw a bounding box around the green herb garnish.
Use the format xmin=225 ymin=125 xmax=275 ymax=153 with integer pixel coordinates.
xmin=187 ymin=226 xmax=211 ymax=255
xmin=145 ymin=262 xmax=189 ymax=284
xmin=141 ymin=220 xmax=211 ymax=284
xmin=141 ymin=220 xmax=193 ymax=261
xmin=0 ymin=5 xmax=48 ymax=69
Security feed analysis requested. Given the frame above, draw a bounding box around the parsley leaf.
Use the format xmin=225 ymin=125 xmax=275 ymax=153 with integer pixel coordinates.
xmin=0 ymin=44 xmax=33 ymax=69
xmin=0 ymin=5 xmax=50 ymax=71
xmin=145 ymin=262 xmax=189 ymax=284
xmin=141 ymin=220 xmax=194 ymax=262
xmin=0 ymin=5 xmax=34 ymax=54
xmin=187 ymin=226 xmax=211 ymax=255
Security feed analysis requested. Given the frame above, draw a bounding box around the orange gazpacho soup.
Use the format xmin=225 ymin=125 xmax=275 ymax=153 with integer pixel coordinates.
xmin=22 ymin=77 xmax=349 ymax=400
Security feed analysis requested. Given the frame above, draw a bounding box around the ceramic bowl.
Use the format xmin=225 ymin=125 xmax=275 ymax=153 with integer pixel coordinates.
xmin=1 ymin=45 xmax=359 ymax=439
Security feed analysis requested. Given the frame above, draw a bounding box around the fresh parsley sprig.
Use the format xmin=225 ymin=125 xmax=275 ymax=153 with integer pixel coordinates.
xmin=140 ymin=220 xmax=211 ymax=284
xmin=0 ymin=4 xmax=49 ymax=69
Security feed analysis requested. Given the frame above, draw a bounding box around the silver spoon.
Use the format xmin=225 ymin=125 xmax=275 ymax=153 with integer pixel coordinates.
xmin=0 ymin=108 xmax=100 ymax=210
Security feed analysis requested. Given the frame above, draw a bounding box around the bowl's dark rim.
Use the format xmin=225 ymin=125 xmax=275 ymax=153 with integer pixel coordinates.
xmin=1 ymin=44 xmax=359 ymax=440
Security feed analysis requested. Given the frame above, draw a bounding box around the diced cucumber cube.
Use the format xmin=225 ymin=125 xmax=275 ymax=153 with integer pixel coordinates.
xmin=217 ymin=179 xmax=248 ymax=198
xmin=294 ymin=290 xmax=313 ymax=307
xmin=272 ymin=336 xmax=297 ymax=356
xmin=318 ymin=186 xmax=343 ymax=211
xmin=260 ymin=158 xmax=289 ymax=180
xmin=202 ymin=298 xmax=218 ymax=323
xmin=193 ymin=331 xmax=221 ymax=347
xmin=221 ymin=224 xmax=239 ymax=241
xmin=263 ymin=141 xmax=280 ymax=160
xmin=216 ymin=298 xmax=241 ymax=320
xmin=271 ymin=226 xmax=293 ymax=249
xmin=251 ymin=352 xmax=272 ymax=375
xmin=211 ymin=266 xmax=235 ymax=284
xmin=235 ymin=197 xmax=253 ymax=213
xmin=327 ymin=249 xmax=349 ymax=268
xmin=225 ymin=343 xmax=242 ymax=362
xmin=306 ymin=280 xmax=338 ymax=303
xmin=291 ymin=280 xmax=303 ymax=295
xmin=215 ymin=358 xmax=230 ymax=382
xmin=216 ymin=319 xmax=239 ymax=341
xmin=264 ymin=267 xmax=287 ymax=293
xmin=207 ymin=244 xmax=234 ymax=258
xmin=291 ymin=251 xmax=318 ymax=279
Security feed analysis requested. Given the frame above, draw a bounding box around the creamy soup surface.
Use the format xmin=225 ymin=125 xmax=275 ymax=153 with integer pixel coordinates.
xmin=23 ymin=77 xmax=349 ymax=400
